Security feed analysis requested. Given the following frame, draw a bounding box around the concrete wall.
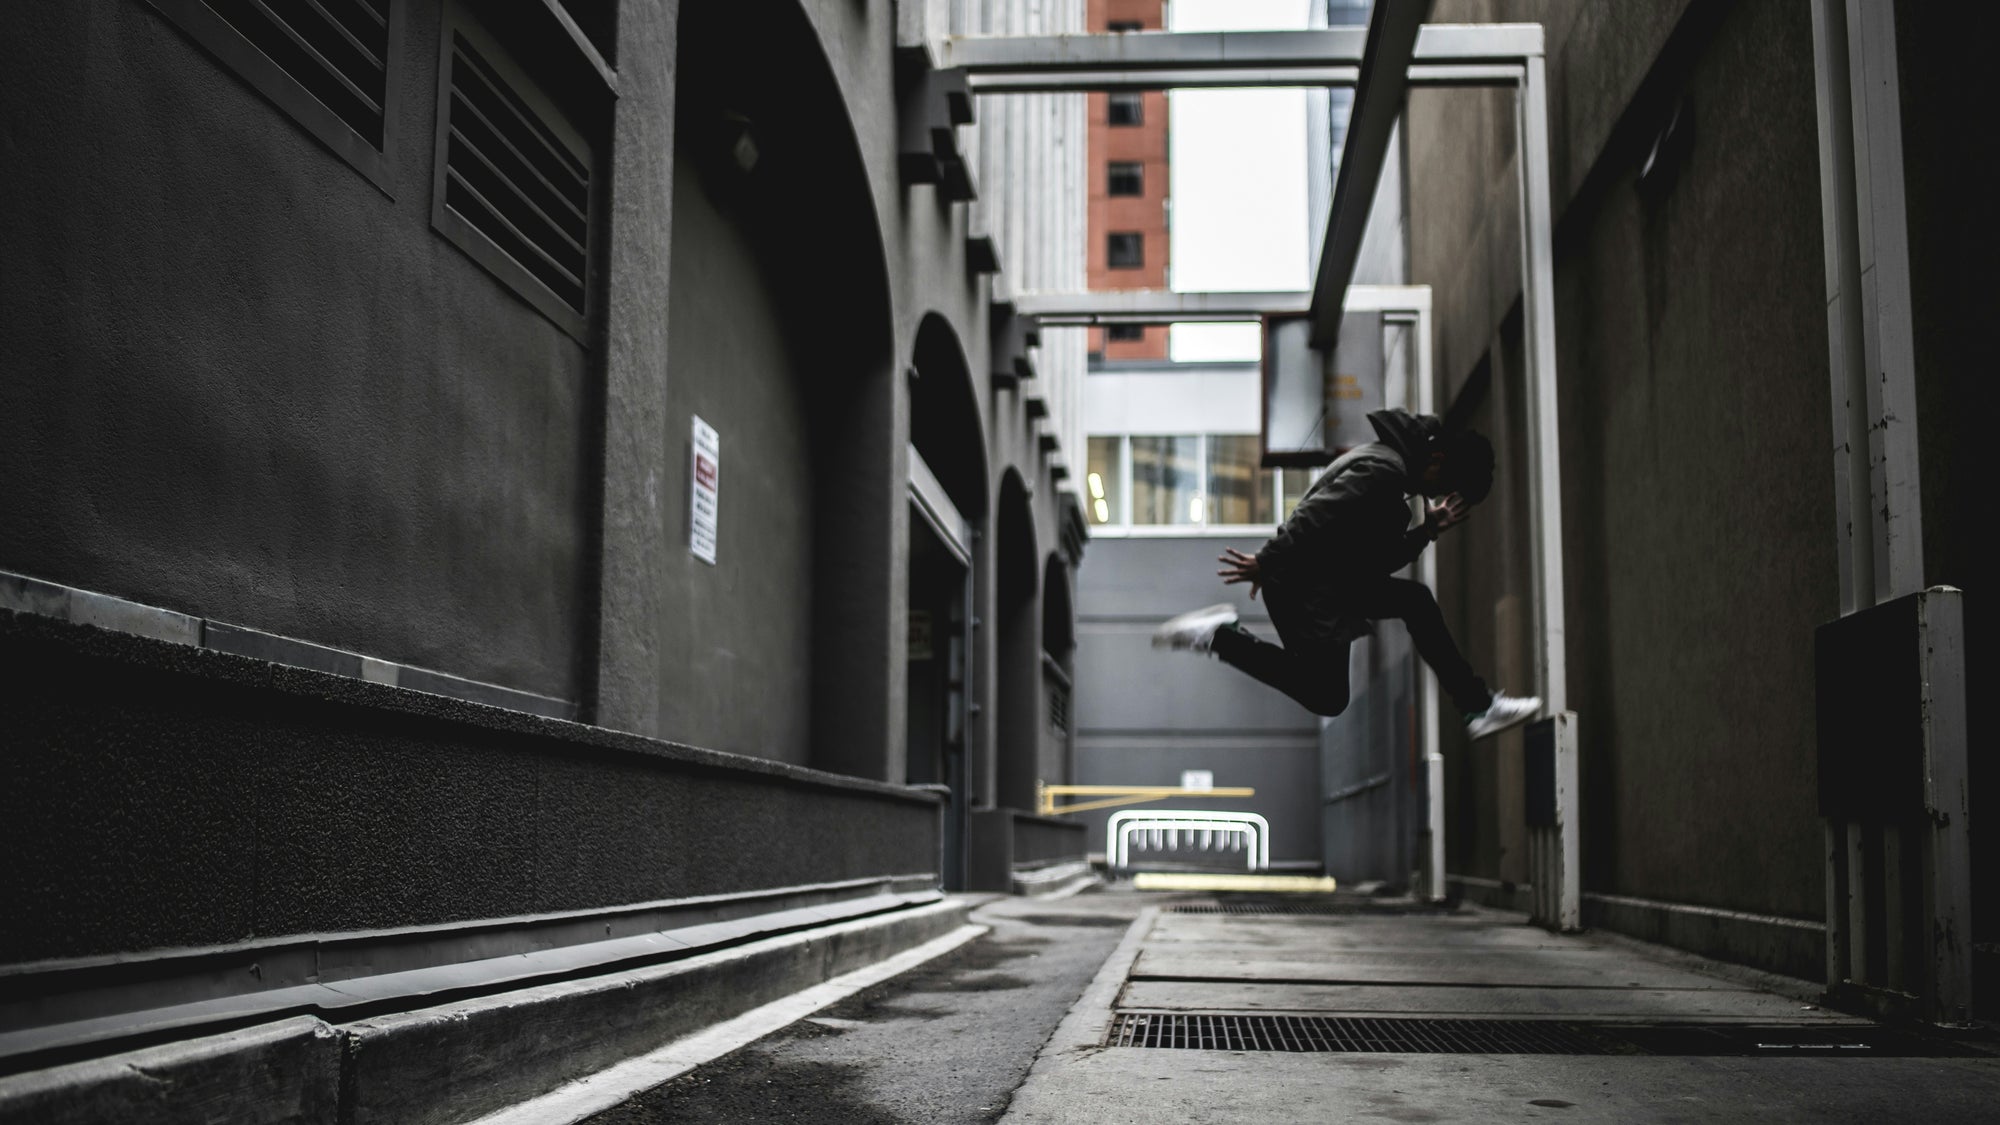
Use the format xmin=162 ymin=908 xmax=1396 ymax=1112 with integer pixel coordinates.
xmin=2 ymin=0 xmax=1092 ymax=1000
xmin=0 ymin=611 xmax=939 ymax=963
xmin=1410 ymin=0 xmax=1836 ymax=930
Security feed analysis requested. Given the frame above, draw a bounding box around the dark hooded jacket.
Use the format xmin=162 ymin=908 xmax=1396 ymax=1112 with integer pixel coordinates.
xmin=1254 ymin=408 xmax=1441 ymax=600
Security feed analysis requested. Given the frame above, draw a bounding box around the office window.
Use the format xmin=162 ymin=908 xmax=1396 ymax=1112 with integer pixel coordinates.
xmin=1106 ymin=324 xmax=1144 ymax=342
xmin=1207 ymin=435 xmax=1275 ymax=526
xmin=1107 ymin=232 xmax=1144 ymax=269
xmin=1107 ymin=161 xmax=1143 ymax=197
xmin=1086 ymin=436 xmax=1123 ymax=526
xmin=146 ymin=0 xmax=398 ymax=189
xmin=1108 ymin=92 xmax=1144 ymax=126
xmin=1131 ymin=435 xmax=1201 ymax=525
xmin=1084 ymin=435 xmax=1318 ymax=533
xmin=433 ymin=7 xmax=604 ymax=342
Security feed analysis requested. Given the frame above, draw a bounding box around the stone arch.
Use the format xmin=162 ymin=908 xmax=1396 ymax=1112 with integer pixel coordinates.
xmin=910 ymin=312 xmax=989 ymax=521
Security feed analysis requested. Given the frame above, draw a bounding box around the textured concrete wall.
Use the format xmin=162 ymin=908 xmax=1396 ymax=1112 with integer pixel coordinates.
xmin=0 ymin=613 xmax=938 ymax=963
xmin=1412 ymin=0 xmax=1835 ymax=922
xmin=0 ymin=1 xmax=592 ymax=701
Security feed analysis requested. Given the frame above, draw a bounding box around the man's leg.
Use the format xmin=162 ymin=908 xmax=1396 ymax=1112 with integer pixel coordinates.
xmin=1208 ymin=584 xmax=1353 ymax=717
xmin=1359 ymin=578 xmax=1494 ymax=716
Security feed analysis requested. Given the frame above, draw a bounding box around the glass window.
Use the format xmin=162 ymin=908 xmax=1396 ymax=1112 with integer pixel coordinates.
xmin=1107 ymin=19 xmax=1143 ymax=31
xmin=1108 ymin=161 xmax=1143 ymax=196
xmin=1280 ymin=466 xmax=1318 ymax=521
xmin=1105 ymin=324 xmax=1144 ymax=342
xmin=1108 ymin=92 xmax=1143 ymax=126
xmin=1130 ymin=436 xmax=1201 ymax=525
xmin=1107 ymin=232 xmax=1143 ymax=269
xmin=1206 ymin=435 xmax=1274 ymax=526
xmin=1085 ymin=436 xmax=1123 ymax=526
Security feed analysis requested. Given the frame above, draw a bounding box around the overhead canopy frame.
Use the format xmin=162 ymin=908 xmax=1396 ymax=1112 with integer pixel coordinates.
xmin=939 ymin=19 xmax=1577 ymax=932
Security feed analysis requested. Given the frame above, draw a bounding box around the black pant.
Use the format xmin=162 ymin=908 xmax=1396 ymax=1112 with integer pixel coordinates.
xmin=1210 ymin=575 xmax=1492 ymax=718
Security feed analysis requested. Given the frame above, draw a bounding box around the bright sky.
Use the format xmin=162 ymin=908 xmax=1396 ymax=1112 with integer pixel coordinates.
xmin=1166 ymin=0 xmax=1316 ymax=362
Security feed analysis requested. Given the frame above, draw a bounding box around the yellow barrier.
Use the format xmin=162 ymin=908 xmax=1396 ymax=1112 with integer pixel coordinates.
xmin=1036 ymin=782 xmax=1255 ymax=817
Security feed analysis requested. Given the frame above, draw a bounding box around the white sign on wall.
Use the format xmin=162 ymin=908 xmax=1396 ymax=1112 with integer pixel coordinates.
xmin=1181 ymin=769 xmax=1214 ymax=792
xmin=690 ymin=416 xmax=719 ymax=565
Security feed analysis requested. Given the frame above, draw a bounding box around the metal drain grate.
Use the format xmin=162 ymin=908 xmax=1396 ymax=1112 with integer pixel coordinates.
xmin=1110 ymin=1015 xmax=1603 ymax=1053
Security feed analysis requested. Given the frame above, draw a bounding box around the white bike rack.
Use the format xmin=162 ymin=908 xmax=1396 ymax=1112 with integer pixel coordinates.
xmin=1107 ymin=809 xmax=1270 ymax=872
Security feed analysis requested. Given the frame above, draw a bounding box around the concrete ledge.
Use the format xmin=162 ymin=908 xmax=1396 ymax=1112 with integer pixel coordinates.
xmin=0 ymin=1016 xmax=339 ymax=1125
xmin=1583 ymin=891 xmax=1824 ymax=985
xmin=1450 ymin=876 xmax=1825 ymax=984
xmin=342 ymin=898 xmax=970 ymax=1125
xmin=1013 ymin=861 xmax=1098 ymax=898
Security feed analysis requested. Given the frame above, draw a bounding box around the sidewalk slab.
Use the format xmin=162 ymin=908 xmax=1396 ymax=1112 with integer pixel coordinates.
xmin=1003 ymin=895 xmax=1999 ymax=1123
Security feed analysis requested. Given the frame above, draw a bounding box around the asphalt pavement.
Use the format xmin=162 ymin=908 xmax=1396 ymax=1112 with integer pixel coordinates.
xmin=577 ymin=892 xmax=1140 ymax=1124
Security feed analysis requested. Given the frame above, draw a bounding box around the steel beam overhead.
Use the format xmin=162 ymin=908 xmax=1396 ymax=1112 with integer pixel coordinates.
xmin=1013 ymin=290 xmax=1309 ymax=324
xmin=938 ymin=25 xmax=1538 ymax=91
xmin=1308 ymin=0 xmax=1432 ymax=349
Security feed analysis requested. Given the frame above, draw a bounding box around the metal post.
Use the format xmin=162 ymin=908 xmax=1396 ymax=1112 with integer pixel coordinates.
xmin=1515 ymin=52 xmax=1578 ymax=932
xmin=1918 ymin=589 xmax=1972 ymax=1025
xmin=1416 ymin=299 xmax=1446 ymax=903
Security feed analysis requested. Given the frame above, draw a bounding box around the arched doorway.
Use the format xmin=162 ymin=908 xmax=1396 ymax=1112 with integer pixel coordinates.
xmin=665 ymin=0 xmax=897 ymax=772
xmin=906 ymin=314 xmax=988 ymax=889
xmin=1040 ymin=554 xmax=1076 ymax=793
xmin=994 ymin=470 xmax=1040 ymax=812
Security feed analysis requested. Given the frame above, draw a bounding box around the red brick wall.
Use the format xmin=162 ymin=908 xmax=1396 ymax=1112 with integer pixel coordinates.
xmin=1087 ymin=0 xmax=1168 ymax=360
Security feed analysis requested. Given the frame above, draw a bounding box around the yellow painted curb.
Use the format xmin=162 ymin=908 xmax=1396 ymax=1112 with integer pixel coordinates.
xmin=1130 ymin=873 xmax=1339 ymax=893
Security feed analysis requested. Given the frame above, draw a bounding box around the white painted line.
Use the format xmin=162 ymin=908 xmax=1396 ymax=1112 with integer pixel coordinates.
xmin=463 ymin=923 xmax=989 ymax=1125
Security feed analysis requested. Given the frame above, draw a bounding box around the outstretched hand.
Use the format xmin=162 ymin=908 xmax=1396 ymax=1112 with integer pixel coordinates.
xmin=1217 ymin=547 xmax=1261 ymax=601
xmin=1426 ymin=492 xmax=1472 ymax=538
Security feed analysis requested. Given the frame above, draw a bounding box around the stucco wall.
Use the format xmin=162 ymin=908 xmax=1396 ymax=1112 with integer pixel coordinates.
xmin=0 ymin=1 xmax=593 ymax=701
xmin=1412 ymin=0 xmax=1835 ymax=921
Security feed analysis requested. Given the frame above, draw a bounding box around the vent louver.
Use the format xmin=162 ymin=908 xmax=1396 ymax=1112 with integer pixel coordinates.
xmin=442 ymin=32 xmax=592 ymax=319
xmin=203 ymin=0 xmax=390 ymax=146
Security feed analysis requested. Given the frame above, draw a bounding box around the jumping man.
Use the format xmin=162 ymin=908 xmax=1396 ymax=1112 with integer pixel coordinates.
xmin=1152 ymin=408 xmax=1539 ymax=740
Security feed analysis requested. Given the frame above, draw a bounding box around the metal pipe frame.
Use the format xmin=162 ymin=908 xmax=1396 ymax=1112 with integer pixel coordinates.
xmin=951 ymin=23 xmax=1574 ymax=928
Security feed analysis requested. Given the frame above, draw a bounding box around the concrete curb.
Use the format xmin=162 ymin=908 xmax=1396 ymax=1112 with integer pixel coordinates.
xmin=1025 ymin=905 xmax=1156 ymax=1060
xmin=0 ymin=1016 xmax=340 ymax=1125
xmin=0 ymin=899 xmax=970 ymax=1125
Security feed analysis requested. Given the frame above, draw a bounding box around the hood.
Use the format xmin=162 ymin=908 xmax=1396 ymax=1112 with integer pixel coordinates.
xmin=1365 ymin=408 xmax=1442 ymax=487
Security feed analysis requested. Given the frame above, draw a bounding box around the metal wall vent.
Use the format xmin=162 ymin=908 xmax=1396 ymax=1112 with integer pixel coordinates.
xmin=442 ymin=31 xmax=592 ymax=319
xmin=203 ymin=0 xmax=392 ymax=146
xmin=1110 ymin=1015 xmax=1602 ymax=1054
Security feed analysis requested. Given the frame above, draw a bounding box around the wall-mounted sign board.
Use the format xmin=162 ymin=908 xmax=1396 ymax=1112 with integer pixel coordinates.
xmin=1260 ymin=309 xmax=1384 ymax=468
xmin=690 ymin=416 xmax=719 ymax=564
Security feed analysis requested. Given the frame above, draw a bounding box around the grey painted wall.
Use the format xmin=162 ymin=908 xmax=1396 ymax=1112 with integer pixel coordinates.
xmin=655 ymin=149 xmax=817 ymax=764
xmin=0 ymin=1 xmax=594 ymax=701
xmin=1075 ymin=536 xmax=1322 ymax=864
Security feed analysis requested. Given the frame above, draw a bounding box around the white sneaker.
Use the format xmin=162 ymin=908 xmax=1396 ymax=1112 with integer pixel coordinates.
xmin=1465 ymin=691 xmax=1541 ymax=740
xmin=1151 ymin=603 xmax=1240 ymax=654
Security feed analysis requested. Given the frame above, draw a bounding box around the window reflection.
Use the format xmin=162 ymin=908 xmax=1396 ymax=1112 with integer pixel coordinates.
xmin=1206 ymin=434 xmax=1273 ymax=526
xmin=1085 ymin=436 xmax=1122 ymax=526
xmin=1130 ymin=435 xmax=1200 ymax=525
